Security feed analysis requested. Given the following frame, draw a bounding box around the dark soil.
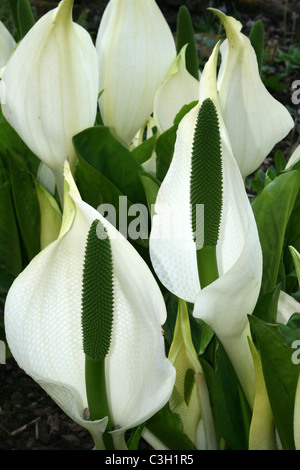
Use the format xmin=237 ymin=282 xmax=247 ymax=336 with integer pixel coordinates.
xmin=1 ymin=0 xmax=300 ymax=451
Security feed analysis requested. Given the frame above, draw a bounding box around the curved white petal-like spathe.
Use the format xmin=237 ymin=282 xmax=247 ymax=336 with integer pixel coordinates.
xmin=149 ymin=100 xmax=200 ymax=302
xmin=215 ymin=10 xmax=294 ymax=179
xmin=153 ymin=45 xmax=200 ymax=134
xmin=0 ymin=21 xmax=15 ymax=69
xmin=150 ymin=43 xmax=262 ymax=407
xmin=2 ymin=0 xmax=98 ymax=199
xmin=4 ymin=161 xmax=175 ymax=437
xmin=96 ymin=0 xmax=176 ymax=147
xmin=150 ymin=43 xmax=262 ymax=305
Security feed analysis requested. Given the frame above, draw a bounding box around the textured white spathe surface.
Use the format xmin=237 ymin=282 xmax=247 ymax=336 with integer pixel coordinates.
xmin=5 ymin=163 xmax=175 ymax=436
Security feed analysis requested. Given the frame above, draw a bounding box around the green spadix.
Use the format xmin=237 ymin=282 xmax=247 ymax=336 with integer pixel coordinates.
xmin=81 ymin=219 xmax=114 ymax=443
xmin=190 ymin=98 xmax=223 ymax=288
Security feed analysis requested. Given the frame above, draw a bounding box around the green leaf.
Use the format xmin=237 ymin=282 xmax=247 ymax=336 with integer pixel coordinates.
xmin=131 ymin=132 xmax=157 ymax=165
xmin=7 ymin=150 xmax=41 ymax=262
xmin=252 ymin=170 xmax=300 ymax=295
xmin=7 ymin=0 xmax=20 ymax=40
xmin=75 ymin=155 xmax=149 ymax=245
xmin=212 ymin=343 xmax=251 ymax=450
xmin=75 ymin=153 xmax=125 ymax=210
xmin=0 ymin=179 xmax=23 ymax=279
xmin=17 ymin=0 xmax=35 ymax=38
xmin=173 ymin=100 xmax=198 ymax=126
xmin=0 ymin=270 xmax=14 ymax=295
xmin=252 ymin=284 xmax=281 ymax=323
xmin=145 ymin=404 xmax=196 ymax=450
xmin=274 ymin=149 xmax=286 ymax=173
xmin=249 ymin=19 xmax=264 ymax=75
xmin=263 ymin=75 xmax=289 ymax=91
xmin=73 ymin=126 xmax=147 ymax=206
xmin=126 ymin=425 xmax=145 ymax=450
xmin=139 ymin=171 xmax=160 ymax=216
xmin=155 ymin=125 xmax=177 ymax=182
xmin=0 ymin=106 xmax=40 ymax=175
xmin=249 ymin=315 xmax=300 ymax=450
xmin=176 ymin=6 xmax=199 ymax=80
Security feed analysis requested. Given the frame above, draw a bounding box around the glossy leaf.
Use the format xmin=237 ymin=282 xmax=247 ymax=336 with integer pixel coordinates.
xmin=249 ymin=315 xmax=300 ymax=450
xmin=7 ymin=150 xmax=41 ymax=262
xmin=145 ymin=404 xmax=196 ymax=450
xmin=73 ymin=126 xmax=147 ymax=206
xmin=252 ymin=170 xmax=300 ymax=295
xmin=212 ymin=343 xmax=251 ymax=450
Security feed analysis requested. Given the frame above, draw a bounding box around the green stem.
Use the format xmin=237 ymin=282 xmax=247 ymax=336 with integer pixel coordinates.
xmin=196 ymin=245 xmax=219 ymax=289
xmin=85 ymin=355 xmax=115 ymax=450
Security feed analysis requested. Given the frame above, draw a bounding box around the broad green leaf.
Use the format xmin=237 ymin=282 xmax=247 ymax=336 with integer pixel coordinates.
xmin=249 ymin=315 xmax=300 ymax=450
xmin=7 ymin=149 xmax=41 ymax=261
xmin=155 ymin=125 xmax=177 ymax=181
xmin=73 ymin=126 xmax=147 ymax=206
xmin=173 ymin=100 xmax=198 ymax=126
xmin=252 ymin=284 xmax=281 ymax=323
xmin=145 ymin=403 xmax=196 ymax=450
xmin=75 ymin=153 xmax=126 ymax=211
xmin=0 ymin=269 xmax=14 ymax=295
xmin=131 ymin=132 xmax=157 ymax=165
xmin=75 ymin=156 xmax=149 ymax=245
xmin=274 ymin=149 xmax=286 ymax=173
xmin=252 ymin=170 xmax=300 ymax=295
xmin=0 ymin=180 xmax=22 ymax=278
xmin=212 ymin=343 xmax=251 ymax=450
xmin=0 ymin=106 xmax=40 ymax=175
xmin=139 ymin=171 xmax=160 ymax=217
xmin=249 ymin=19 xmax=264 ymax=75
xmin=126 ymin=425 xmax=145 ymax=450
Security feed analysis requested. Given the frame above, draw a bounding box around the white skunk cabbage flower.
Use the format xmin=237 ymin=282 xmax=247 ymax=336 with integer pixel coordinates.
xmin=4 ymin=160 xmax=175 ymax=449
xmin=96 ymin=0 xmax=176 ymax=147
xmin=214 ymin=9 xmax=294 ymax=179
xmin=0 ymin=21 xmax=15 ymax=71
xmin=149 ymin=43 xmax=262 ymax=407
xmin=153 ymin=45 xmax=200 ymax=134
xmin=1 ymin=0 xmax=99 ymax=201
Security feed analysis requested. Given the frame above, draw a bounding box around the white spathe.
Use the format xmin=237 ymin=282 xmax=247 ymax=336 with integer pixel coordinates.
xmin=4 ymin=161 xmax=175 ymax=447
xmin=96 ymin=0 xmax=176 ymax=147
xmin=215 ymin=9 xmax=294 ymax=179
xmin=149 ymin=43 xmax=262 ymax=407
xmin=153 ymin=45 xmax=200 ymax=134
xmin=1 ymin=0 xmax=99 ymax=201
xmin=0 ymin=20 xmax=15 ymax=70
